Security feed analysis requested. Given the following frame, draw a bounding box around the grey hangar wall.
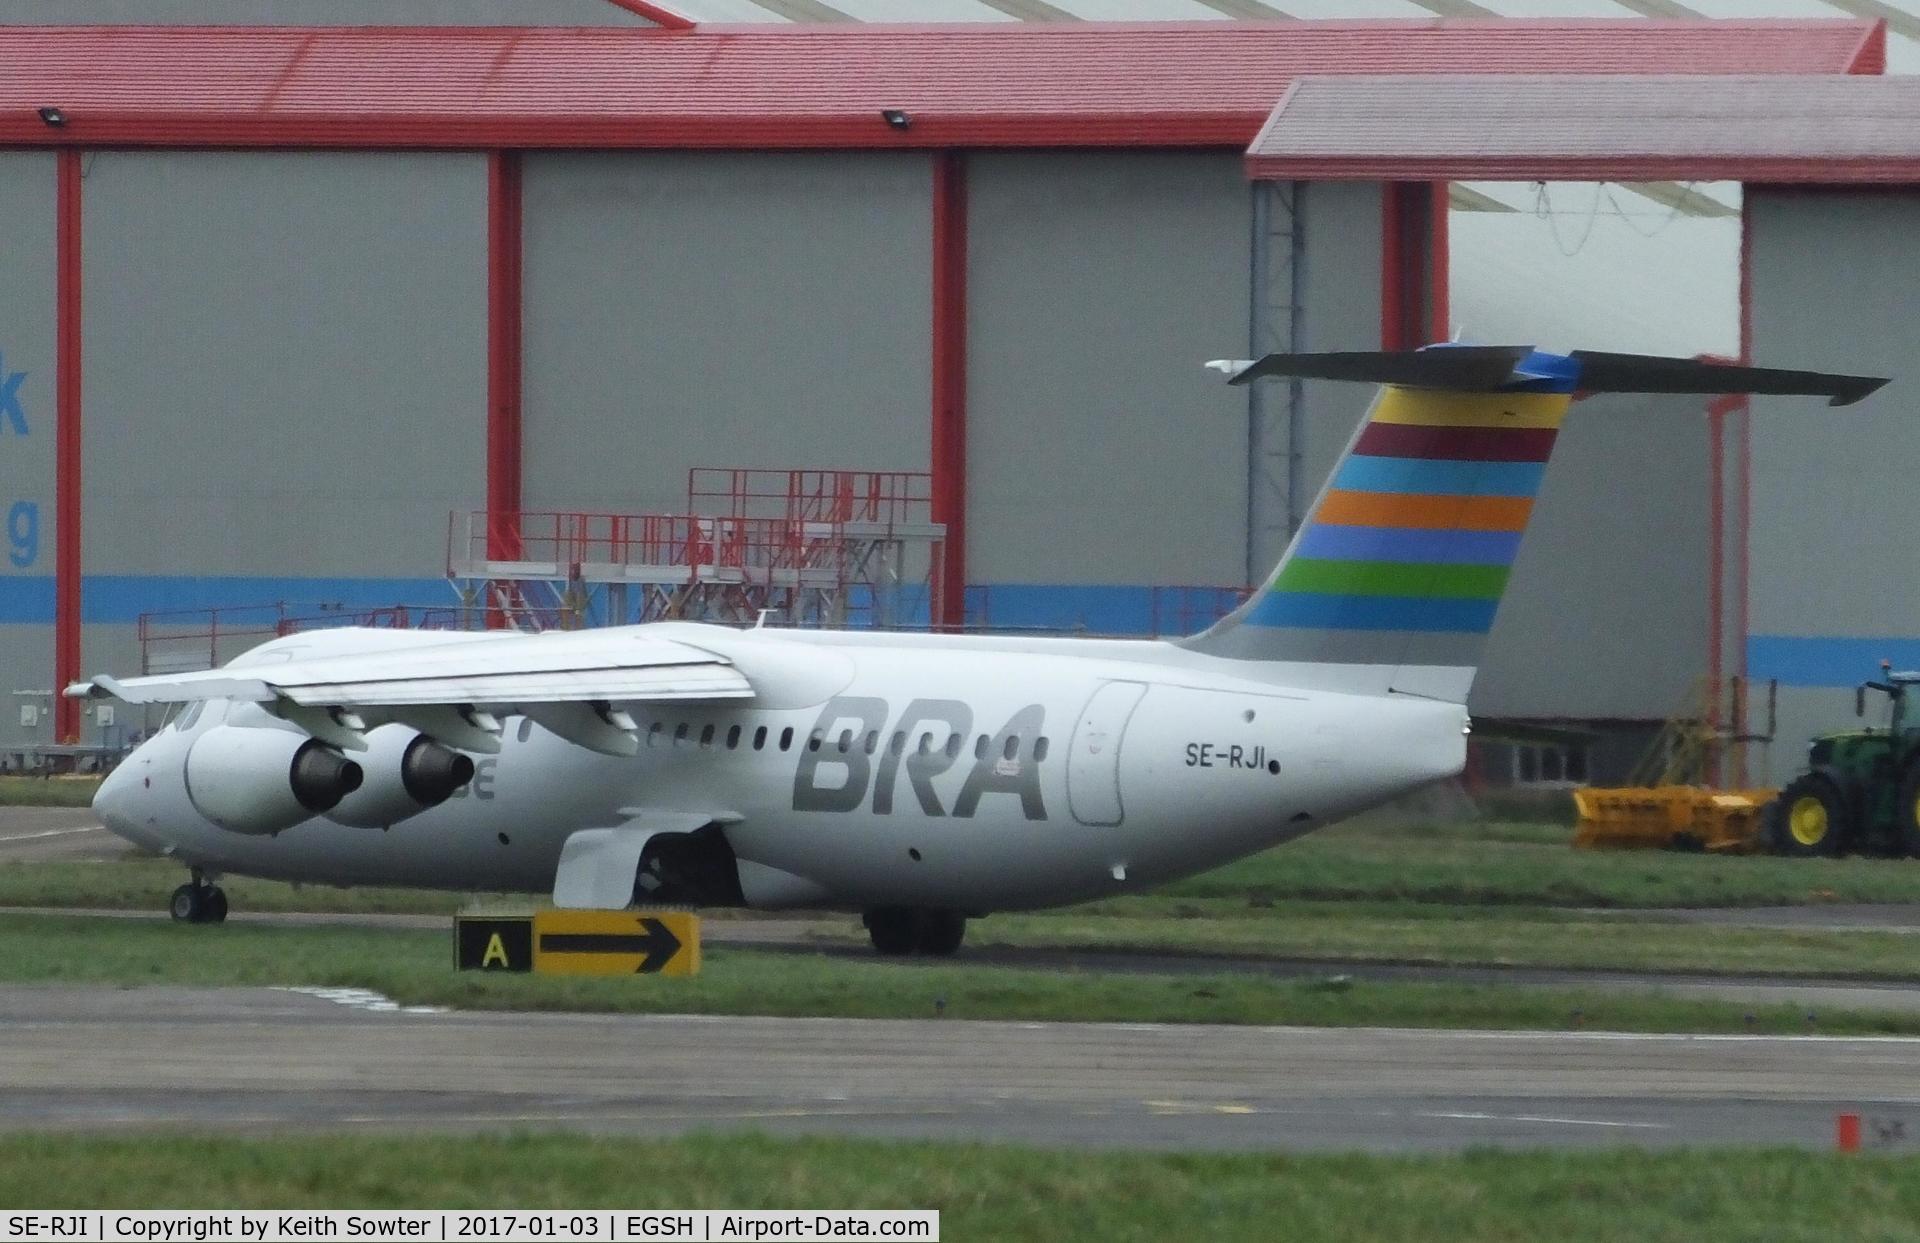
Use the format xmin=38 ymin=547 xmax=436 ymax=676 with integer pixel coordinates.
xmin=0 ymin=145 xmax=1702 ymax=754
xmin=1746 ymin=188 xmax=1920 ymax=778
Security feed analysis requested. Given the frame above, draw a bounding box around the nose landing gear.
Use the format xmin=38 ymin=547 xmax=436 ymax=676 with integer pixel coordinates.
xmin=169 ymin=869 xmax=229 ymax=924
xmin=863 ymin=907 xmax=966 ymax=957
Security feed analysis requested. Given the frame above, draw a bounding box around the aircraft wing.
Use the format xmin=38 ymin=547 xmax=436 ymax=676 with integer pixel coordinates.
xmin=64 ymin=629 xmax=753 ymax=755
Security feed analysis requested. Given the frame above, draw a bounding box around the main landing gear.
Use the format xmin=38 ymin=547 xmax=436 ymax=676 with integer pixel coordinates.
xmin=169 ymin=869 xmax=228 ymax=924
xmin=863 ymin=907 xmax=966 ymax=957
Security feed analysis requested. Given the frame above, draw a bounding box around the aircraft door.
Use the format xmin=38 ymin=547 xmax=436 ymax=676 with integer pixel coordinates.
xmin=1067 ymin=680 xmax=1147 ymax=827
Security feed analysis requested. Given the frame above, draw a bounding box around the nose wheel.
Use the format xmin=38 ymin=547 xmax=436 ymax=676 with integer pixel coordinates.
xmin=169 ymin=871 xmax=229 ymax=924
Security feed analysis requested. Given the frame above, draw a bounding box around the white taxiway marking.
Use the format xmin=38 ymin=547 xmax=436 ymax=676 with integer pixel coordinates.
xmin=274 ymin=986 xmax=446 ymax=1016
xmin=0 ymin=826 xmax=102 ymax=842
xmin=1417 ymin=1110 xmax=1668 ymax=1130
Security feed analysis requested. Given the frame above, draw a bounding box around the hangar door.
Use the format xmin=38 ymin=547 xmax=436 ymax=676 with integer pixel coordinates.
xmin=1067 ymin=681 xmax=1147 ymax=827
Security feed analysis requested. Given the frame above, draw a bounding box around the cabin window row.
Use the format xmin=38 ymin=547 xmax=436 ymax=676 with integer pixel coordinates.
xmin=646 ymin=722 xmax=791 ymax=752
xmin=643 ymin=721 xmax=1050 ymax=762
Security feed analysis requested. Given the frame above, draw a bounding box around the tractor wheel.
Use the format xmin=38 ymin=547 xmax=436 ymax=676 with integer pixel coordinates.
xmin=1894 ymin=764 xmax=1920 ymax=857
xmin=1771 ymin=774 xmax=1848 ymax=858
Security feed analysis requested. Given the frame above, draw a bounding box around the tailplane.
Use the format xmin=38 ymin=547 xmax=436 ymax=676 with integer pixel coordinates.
xmin=1184 ymin=347 xmax=1885 ymax=702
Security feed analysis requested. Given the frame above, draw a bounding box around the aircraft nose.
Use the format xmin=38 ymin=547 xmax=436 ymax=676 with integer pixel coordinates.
xmin=93 ymin=752 xmax=141 ymax=835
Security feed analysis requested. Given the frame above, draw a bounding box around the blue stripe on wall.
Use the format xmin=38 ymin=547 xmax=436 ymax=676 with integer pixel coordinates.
xmin=1292 ymin=524 xmax=1523 ymax=567
xmin=1334 ymin=456 xmax=1546 ymax=498
xmin=1748 ymin=635 xmax=1920 ymax=688
xmin=0 ymin=577 xmax=1214 ymax=638
xmin=1246 ymin=591 xmax=1497 ymax=633
xmin=0 ymin=577 xmax=54 ymax=624
xmin=0 ymin=575 xmax=453 ymax=626
xmin=966 ymin=584 xmax=1160 ymax=635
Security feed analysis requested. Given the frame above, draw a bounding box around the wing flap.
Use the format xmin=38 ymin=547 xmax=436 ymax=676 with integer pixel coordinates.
xmin=280 ymin=662 xmax=752 ymax=707
xmin=67 ymin=628 xmax=753 ymax=708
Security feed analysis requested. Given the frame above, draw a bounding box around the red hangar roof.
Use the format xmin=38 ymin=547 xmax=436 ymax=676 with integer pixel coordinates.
xmin=0 ymin=19 xmax=1885 ymax=150
xmin=1245 ymin=72 xmax=1920 ymax=184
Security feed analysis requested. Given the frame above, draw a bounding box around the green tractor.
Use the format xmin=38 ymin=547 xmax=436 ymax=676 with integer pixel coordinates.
xmin=1771 ymin=663 xmax=1920 ymax=857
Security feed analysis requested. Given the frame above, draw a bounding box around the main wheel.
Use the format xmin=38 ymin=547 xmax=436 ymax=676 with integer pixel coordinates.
xmin=169 ymin=883 xmax=206 ymax=923
xmin=916 ymin=912 xmax=966 ymax=957
xmin=204 ymin=886 xmax=229 ymax=924
xmin=1894 ymin=764 xmax=1920 ymax=857
xmin=864 ymin=908 xmax=918 ymax=956
xmin=1771 ymin=773 xmax=1848 ymax=858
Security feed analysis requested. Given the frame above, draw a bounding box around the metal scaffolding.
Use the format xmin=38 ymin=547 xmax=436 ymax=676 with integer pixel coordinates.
xmin=446 ymin=468 xmax=947 ymax=631
xmin=1246 ymin=179 xmax=1307 ymax=587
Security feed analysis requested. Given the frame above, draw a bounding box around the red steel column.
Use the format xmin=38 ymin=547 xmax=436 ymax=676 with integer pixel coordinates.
xmin=1705 ymin=389 xmax=1735 ymax=787
xmin=930 ymin=152 xmax=968 ymax=629
xmin=486 ymin=151 xmax=523 ymax=563
xmin=1734 ymin=194 xmax=1755 ymax=787
xmin=1380 ymin=183 xmax=1406 ymax=349
xmin=54 ymin=149 xmax=82 ymax=743
xmin=1379 ymin=181 xmax=1438 ymax=350
xmin=1428 ymin=180 xmax=1450 ymax=343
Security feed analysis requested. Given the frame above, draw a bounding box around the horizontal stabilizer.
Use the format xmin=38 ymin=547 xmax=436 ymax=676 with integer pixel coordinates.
xmin=1566 ymin=351 xmax=1886 ymax=406
xmin=1221 ymin=347 xmax=1531 ymax=391
xmin=1188 ymin=342 xmax=1893 ymax=698
xmin=1217 ymin=347 xmax=1887 ymax=406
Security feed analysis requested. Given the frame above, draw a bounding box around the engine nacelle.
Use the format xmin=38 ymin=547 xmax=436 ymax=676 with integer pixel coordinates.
xmin=184 ymin=725 xmax=364 ymax=835
xmin=326 ymin=726 xmax=476 ymax=829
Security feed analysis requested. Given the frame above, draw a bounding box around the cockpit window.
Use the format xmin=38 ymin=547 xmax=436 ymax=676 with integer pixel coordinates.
xmin=175 ymin=701 xmax=205 ymax=732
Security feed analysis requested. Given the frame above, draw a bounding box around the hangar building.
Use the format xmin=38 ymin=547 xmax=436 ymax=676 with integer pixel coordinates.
xmin=0 ymin=3 xmax=1908 ymax=787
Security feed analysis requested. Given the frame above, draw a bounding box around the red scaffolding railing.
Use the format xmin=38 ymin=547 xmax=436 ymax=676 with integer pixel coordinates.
xmin=687 ymin=467 xmax=934 ymax=526
xmin=448 ymin=511 xmax=864 ymax=579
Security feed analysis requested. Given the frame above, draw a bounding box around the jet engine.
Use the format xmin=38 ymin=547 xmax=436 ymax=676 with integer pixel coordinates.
xmin=183 ymin=725 xmax=364 ymax=835
xmin=326 ymin=725 xmax=476 ymax=829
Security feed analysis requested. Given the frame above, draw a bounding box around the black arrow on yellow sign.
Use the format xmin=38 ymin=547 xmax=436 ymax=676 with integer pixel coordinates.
xmin=539 ymin=916 xmax=684 ymax=974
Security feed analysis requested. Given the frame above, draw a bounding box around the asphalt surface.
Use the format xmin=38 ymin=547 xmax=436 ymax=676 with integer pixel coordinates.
xmin=1 ymin=984 xmax=1914 ymax=1152
xmin=0 ymin=808 xmax=125 ymax=863
xmin=6 ymin=807 xmax=1920 ymax=1151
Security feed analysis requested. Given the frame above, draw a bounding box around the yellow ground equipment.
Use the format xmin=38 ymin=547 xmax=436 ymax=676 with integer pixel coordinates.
xmin=1573 ymin=786 xmax=1776 ymax=852
xmin=1572 ymin=676 xmax=1778 ymax=852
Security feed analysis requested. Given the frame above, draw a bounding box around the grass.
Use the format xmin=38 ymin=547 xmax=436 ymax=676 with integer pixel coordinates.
xmin=18 ymin=816 xmax=1920 ymax=920
xmin=3 ymin=1134 xmax=1919 ymax=1242
xmin=2 ymin=912 xmax=1918 ymax=1035
xmin=13 ymin=816 xmax=1920 ymax=983
xmin=13 ymin=859 xmax=1920 ymax=981
xmin=1160 ymin=816 xmax=1920 ymax=908
xmin=0 ymin=775 xmax=103 ymax=807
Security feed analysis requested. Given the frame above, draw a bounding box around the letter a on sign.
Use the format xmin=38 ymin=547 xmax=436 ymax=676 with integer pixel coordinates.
xmin=455 ymin=915 xmax=532 ymax=971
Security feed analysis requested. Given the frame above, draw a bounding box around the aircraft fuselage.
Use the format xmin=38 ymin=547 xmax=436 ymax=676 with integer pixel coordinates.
xmin=94 ymin=624 xmax=1467 ymax=913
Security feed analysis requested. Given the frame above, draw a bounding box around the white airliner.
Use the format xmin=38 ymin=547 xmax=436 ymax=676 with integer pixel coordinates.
xmin=76 ymin=348 xmax=1882 ymax=955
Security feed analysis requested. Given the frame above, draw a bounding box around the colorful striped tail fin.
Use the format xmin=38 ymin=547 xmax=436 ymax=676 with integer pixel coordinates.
xmin=1185 ymin=348 xmax=1885 ymax=702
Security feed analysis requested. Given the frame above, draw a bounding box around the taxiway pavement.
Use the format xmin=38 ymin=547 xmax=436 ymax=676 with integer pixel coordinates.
xmin=1 ymin=984 xmax=1914 ymax=1152
xmin=0 ymin=809 xmax=125 ymax=863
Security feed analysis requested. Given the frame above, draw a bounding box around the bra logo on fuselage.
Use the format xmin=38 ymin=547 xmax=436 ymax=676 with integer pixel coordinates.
xmin=792 ymin=696 xmax=1047 ymax=821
